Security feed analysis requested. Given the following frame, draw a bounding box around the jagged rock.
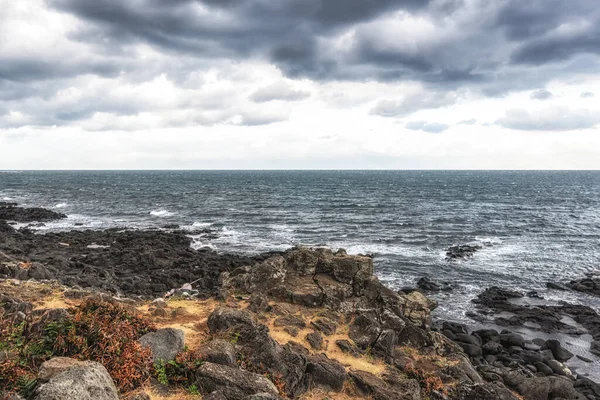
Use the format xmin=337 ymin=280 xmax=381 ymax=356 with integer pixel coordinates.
xmin=208 ymin=308 xmax=308 ymax=398
xmin=273 ymin=315 xmax=306 ymax=328
xmin=336 ymin=340 xmax=362 ymax=357
xmin=349 ymin=312 xmax=381 ymax=349
xmin=349 ymin=370 xmax=420 ymax=400
xmin=138 ymin=328 xmax=184 ymax=362
xmin=247 ymin=293 xmax=271 ymax=313
xmin=310 ymin=318 xmax=336 ymax=336
xmin=305 ymin=354 xmax=347 ymax=392
xmin=306 ymin=331 xmax=323 ymax=350
xmin=195 ymin=362 xmax=279 ymax=400
xmin=417 ymin=277 xmax=453 ymax=292
xmin=445 ymin=244 xmax=482 ymax=260
xmin=197 ymin=340 xmax=237 ymax=367
xmin=567 ymin=275 xmax=600 ymax=296
xmin=34 ymin=358 xmax=118 ymax=400
xmin=547 ymin=282 xmax=569 ymax=291
xmin=284 ymin=326 xmax=299 ymax=337
xmin=208 ymin=308 xmax=257 ymax=332
xmin=0 ymin=202 xmax=66 ymax=223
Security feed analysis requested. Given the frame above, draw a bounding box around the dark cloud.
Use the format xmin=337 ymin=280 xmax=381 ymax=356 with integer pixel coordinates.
xmin=496 ymin=108 xmax=599 ymax=131
xmin=530 ymin=89 xmax=553 ymax=100
xmin=405 ymin=120 xmax=449 ymax=133
xmin=0 ymin=57 xmax=124 ymax=83
xmin=22 ymin=0 xmax=598 ymax=90
xmin=1 ymin=0 xmax=599 ymax=132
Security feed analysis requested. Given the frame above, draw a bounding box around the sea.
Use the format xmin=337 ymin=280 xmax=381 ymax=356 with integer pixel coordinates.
xmin=1 ymin=170 xmax=600 ymax=323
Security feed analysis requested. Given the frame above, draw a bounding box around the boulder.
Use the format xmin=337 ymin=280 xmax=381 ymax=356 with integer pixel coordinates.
xmin=310 ymin=318 xmax=336 ymax=336
xmin=541 ymin=339 xmax=574 ymax=362
xmin=195 ymin=362 xmax=279 ymax=400
xmin=34 ymin=358 xmax=118 ymax=400
xmin=208 ymin=308 xmax=257 ymax=333
xmin=515 ymin=377 xmax=551 ymax=400
xmin=336 ymin=340 xmax=362 ymax=357
xmin=349 ymin=370 xmax=420 ymax=400
xmin=349 ymin=312 xmax=381 ymax=349
xmin=305 ymin=354 xmax=347 ymax=392
xmin=197 ymin=340 xmax=237 ymax=367
xmin=138 ymin=328 xmax=184 ymax=362
xmin=306 ymin=332 xmax=323 ymax=350
xmin=273 ymin=315 xmax=306 ymax=328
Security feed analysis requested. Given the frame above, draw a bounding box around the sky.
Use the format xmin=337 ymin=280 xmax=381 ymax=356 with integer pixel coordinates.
xmin=1 ymin=0 xmax=600 ymax=169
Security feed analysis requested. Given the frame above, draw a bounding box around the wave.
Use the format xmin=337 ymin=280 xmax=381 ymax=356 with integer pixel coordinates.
xmin=150 ymin=209 xmax=174 ymax=217
xmin=54 ymin=203 xmax=68 ymax=209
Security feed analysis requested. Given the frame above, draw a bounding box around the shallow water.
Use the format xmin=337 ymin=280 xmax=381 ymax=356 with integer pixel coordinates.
xmin=1 ymin=170 xmax=600 ymax=322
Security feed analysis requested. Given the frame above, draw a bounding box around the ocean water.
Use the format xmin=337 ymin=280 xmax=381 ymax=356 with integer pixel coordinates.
xmin=1 ymin=170 xmax=600 ymax=322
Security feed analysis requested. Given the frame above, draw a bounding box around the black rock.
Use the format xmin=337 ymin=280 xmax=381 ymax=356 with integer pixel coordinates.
xmin=445 ymin=243 xmax=482 ymax=261
xmin=0 ymin=202 xmax=66 ymax=223
xmin=541 ymin=339 xmax=574 ymax=362
xmin=416 ymin=277 xmax=454 ymax=292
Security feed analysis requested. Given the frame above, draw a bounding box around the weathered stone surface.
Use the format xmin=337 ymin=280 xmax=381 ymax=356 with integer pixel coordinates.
xmin=138 ymin=328 xmax=184 ymax=362
xmin=37 ymin=357 xmax=89 ymax=381
xmin=336 ymin=339 xmax=362 ymax=357
xmin=541 ymin=339 xmax=574 ymax=362
xmin=305 ymin=354 xmax=347 ymax=392
xmin=34 ymin=358 xmax=119 ymax=400
xmin=306 ymin=331 xmax=323 ymax=350
xmin=195 ymin=362 xmax=279 ymax=400
xmin=349 ymin=312 xmax=381 ymax=349
xmin=197 ymin=340 xmax=237 ymax=367
xmin=273 ymin=315 xmax=306 ymax=328
xmin=310 ymin=318 xmax=336 ymax=336
xmin=350 ymin=370 xmax=420 ymax=400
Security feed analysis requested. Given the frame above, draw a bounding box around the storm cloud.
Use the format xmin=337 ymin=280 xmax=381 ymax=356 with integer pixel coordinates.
xmin=1 ymin=0 xmax=600 ymax=169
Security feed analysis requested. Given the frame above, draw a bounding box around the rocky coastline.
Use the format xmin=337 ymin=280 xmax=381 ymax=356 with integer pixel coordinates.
xmin=2 ymin=203 xmax=600 ymax=400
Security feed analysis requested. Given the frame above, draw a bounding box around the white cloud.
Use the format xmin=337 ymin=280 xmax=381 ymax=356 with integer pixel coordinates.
xmin=496 ymin=107 xmax=599 ymax=131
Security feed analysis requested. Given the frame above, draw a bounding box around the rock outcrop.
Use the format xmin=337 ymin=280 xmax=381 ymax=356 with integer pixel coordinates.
xmin=34 ymin=357 xmax=119 ymax=400
xmin=0 ymin=202 xmax=66 ymax=223
xmin=138 ymin=328 xmax=185 ymax=362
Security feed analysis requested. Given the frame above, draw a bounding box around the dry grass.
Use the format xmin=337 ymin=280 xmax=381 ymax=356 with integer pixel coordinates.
xmin=299 ymin=387 xmax=368 ymax=400
xmin=265 ymin=312 xmax=386 ymax=377
xmin=136 ymin=298 xmax=217 ymax=351
xmin=140 ymin=385 xmax=201 ymax=400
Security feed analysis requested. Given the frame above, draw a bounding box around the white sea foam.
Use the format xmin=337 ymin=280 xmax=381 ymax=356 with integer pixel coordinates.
xmin=54 ymin=203 xmax=68 ymax=208
xmin=150 ymin=209 xmax=174 ymax=217
xmin=2 ymin=197 xmax=14 ymax=201
xmin=192 ymin=221 xmax=213 ymax=228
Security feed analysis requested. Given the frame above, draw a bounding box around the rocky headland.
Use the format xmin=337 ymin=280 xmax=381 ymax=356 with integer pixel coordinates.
xmin=1 ymin=203 xmax=600 ymax=400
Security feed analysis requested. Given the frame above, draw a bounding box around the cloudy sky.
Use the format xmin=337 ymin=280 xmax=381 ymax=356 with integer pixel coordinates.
xmin=1 ymin=0 xmax=600 ymax=169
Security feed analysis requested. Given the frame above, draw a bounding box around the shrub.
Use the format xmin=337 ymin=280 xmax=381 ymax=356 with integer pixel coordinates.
xmin=0 ymin=298 xmax=156 ymax=394
xmin=154 ymin=348 xmax=204 ymax=387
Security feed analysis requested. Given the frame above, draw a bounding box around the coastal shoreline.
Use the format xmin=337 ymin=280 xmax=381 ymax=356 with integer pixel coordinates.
xmin=2 ymin=202 xmax=600 ymax=400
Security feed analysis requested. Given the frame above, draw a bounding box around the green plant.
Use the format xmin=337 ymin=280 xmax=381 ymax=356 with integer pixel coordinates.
xmin=0 ymin=299 xmax=155 ymax=394
xmin=187 ymin=384 xmax=200 ymax=395
xmin=229 ymin=330 xmax=241 ymax=345
xmin=17 ymin=376 xmax=37 ymax=399
xmin=155 ymin=361 xmax=168 ymax=385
